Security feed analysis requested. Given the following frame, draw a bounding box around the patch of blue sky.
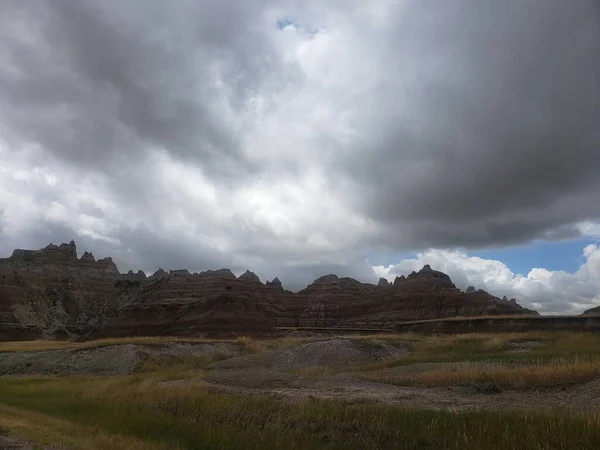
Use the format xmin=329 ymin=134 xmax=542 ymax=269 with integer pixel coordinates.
xmin=469 ymin=238 xmax=594 ymax=275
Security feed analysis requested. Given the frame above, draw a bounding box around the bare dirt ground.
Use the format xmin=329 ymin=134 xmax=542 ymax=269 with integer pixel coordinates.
xmin=209 ymin=338 xmax=407 ymax=371
xmin=198 ymin=370 xmax=600 ymax=412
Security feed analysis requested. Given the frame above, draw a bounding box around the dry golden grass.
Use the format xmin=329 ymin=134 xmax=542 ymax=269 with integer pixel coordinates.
xmin=0 ymin=402 xmax=167 ymax=450
xmin=2 ymin=375 xmax=600 ymax=449
xmin=2 ymin=331 xmax=600 ymax=448
xmin=0 ymin=340 xmax=82 ymax=353
xmin=362 ymin=357 xmax=600 ymax=389
xmin=0 ymin=334 xmax=323 ymax=354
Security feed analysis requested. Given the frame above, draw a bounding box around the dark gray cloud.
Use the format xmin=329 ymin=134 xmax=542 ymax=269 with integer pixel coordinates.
xmin=0 ymin=0 xmax=284 ymax=180
xmin=343 ymin=0 xmax=600 ymax=249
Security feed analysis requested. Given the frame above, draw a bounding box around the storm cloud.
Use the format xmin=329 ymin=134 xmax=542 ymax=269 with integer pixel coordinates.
xmin=1 ymin=0 xmax=600 ymax=305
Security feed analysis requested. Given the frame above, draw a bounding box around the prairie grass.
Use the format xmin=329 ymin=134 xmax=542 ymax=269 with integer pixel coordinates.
xmin=362 ymin=331 xmax=600 ymax=371
xmin=362 ymin=356 xmax=600 ymax=389
xmin=0 ymin=402 xmax=166 ymax=450
xmin=134 ymin=353 xmax=230 ymax=381
xmin=1 ymin=376 xmax=600 ymax=449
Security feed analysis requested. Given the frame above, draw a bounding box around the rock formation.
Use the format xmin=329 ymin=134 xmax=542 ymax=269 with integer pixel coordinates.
xmin=0 ymin=241 xmax=121 ymax=340
xmin=378 ymin=278 xmax=391 ymax=287
xmin=238 ymin=270 xmax=261 ymax=283
xmin=265 ymin=277 xmax=283 ymax=289
xmin=583 ymin=305 xmax=600 ymax=315
xmin=0 ymin=241 xmax=538 ymax=341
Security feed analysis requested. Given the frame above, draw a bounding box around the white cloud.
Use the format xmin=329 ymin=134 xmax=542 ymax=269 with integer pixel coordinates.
xmin=374 ymin=246 xmax=600 ymax=315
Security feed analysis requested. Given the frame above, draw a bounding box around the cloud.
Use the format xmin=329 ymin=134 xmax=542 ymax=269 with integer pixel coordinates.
xmin=374 ymin=245 xmax=600 ymax=315
xmin=1 ymin=0 xmax=600 ymax=305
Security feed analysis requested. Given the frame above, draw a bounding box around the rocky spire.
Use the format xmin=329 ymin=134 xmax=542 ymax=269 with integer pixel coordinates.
xmin=266 ymin=277 xmax=283 ymax=289
xmin=377 ymin=277 xmax=391 ymax=287
xmin=238 ymin=270 xmax=261 ymax=283
xmin=80 ymin=251 xmax=95 ymax=262
xmin=393 ymin=275 xmax=406 ymax=286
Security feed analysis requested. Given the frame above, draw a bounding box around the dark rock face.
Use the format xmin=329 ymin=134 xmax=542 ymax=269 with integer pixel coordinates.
xmin=408 ymin=265 xmax=453 ymax=284
xmin=265 ymin=277 xmax=283 ymax=289
xmin=393 ymin=275 xmax=406 ymax=286
xmin=583 ymin=305 xmax=600 ymax=315
xmin=170 ymin=269 xmax=191 ymax=277
xmin=149 ymin=268 xmax=168 ymax=280
xmin=198 ymin=269 xmax=236 ymax=279
xmin=0 ymin=243 xmax=538 ymax=341
xmin=118 ymin=270 xmax=147 ymax=282
xmin=0 ymin=241 xmax=121 ymax=340
xmin=238 ymin=270 xmax=261 ymax=283
xmin=466 ymin=286 xmax=476 ymax=292
xmin=378 ymin=277 xmax=391 ymax=287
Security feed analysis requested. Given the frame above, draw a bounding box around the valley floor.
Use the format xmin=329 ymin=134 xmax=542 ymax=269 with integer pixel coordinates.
xmin=1 ymin=331 xmax=600 ymax=449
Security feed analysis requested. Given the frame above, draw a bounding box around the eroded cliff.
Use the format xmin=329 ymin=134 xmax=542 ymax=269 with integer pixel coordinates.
xmin=0 ymin=241 xmax=537 ymax=340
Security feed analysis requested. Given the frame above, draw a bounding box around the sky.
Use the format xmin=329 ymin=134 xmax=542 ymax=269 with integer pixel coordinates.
xmin=1 ymin=0 xmax=599 ymax=314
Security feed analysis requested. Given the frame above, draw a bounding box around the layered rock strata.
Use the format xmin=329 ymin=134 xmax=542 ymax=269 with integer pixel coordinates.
xmin=0 ymin=242 xmax=537 ymax=340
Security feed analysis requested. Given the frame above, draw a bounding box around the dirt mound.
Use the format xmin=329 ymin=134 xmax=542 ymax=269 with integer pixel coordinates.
xmin=209 ymin=338 xmax=407 ymax=371
xmin=0 ymin=342 xmax=241 ymax=376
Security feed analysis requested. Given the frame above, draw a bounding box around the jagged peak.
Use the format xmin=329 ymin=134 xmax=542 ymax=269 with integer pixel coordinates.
xmin=170 ymin=269 xmax=191 ymax=276
xmin=312 ymin=274 xmax=340 ymax=284
xmin=378 ymin=277 xmax=391 ymax=287
xmin=198 ymin=268 xmax=236 ymax=279
xmin=265 ymin=276 xmax=283 ymax=288
xmin=57 ymin=240 xmax=77 ymax=254
xmin=149 ymin=268 xmax=168 ymax=279
xmin=238 ymin=270 xmax=261 ymax=283
xmin=407 ymin=265 xmax=453 ymax=284
xmin=97 ymin=256 xmax=114 ymax=264
xmin=80 ymin=251 xmax=95 ymax=262
xmin=393 ymin=275 xmax=406 ymax=286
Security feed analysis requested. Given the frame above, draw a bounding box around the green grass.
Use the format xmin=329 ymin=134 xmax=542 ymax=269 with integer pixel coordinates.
xmin=1 ymin=376 xmax=600 ymax=450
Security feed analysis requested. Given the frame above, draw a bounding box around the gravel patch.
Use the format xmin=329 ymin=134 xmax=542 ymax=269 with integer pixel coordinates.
xmin=209 ymin=338 xmax=407 ymax=371
xmin=198 ymin=373 xmax=600 ymax=412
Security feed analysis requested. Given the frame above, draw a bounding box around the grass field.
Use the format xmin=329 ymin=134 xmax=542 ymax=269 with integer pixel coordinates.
xmin=1 ymin=331 xmax=600 ymax=449
xmin=1 ymin=377 xmax=600 ymax=450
